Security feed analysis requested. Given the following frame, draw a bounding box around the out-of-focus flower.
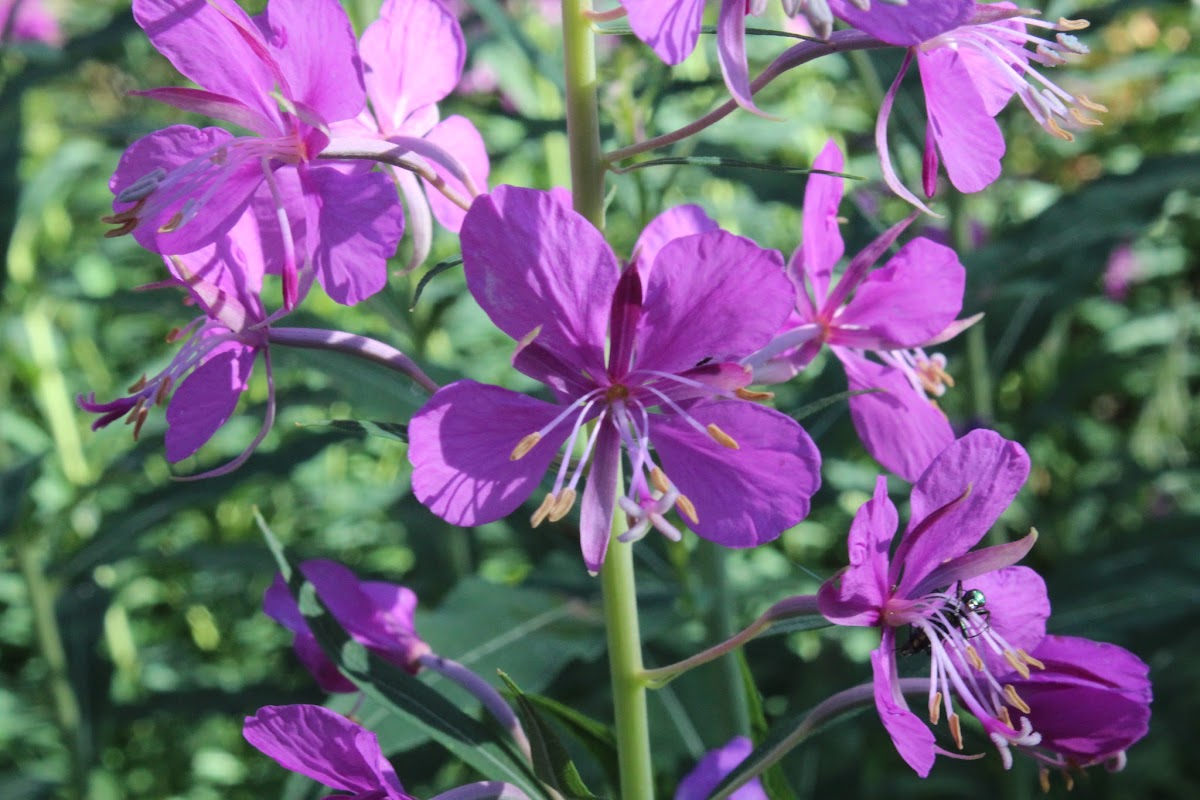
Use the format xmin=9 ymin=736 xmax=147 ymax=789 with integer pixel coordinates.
xmin=1 ymin=0 xmax=62 ymax=46
xmin=818 ymin=429 xmax=1050 ymax=776
xmin=676 ymin=736 xmax=767 ymax=800
xmin=1103 ymin=242 xmax=1140 ymax=302
xmin=263 ymin=559 xmax=429 ymax=694
xmin=106 ymin=0 xmax=403 ymax=308
xmin=745 ymin=139 xmax=975 ymax=480
xmin=408 ymin=186 xmax=821 ymax=573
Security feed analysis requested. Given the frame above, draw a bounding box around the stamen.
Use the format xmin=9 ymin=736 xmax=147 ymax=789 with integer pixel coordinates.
xmin=1039 ymin=767 xmax=1051 ymax=793
xmin=649 ymin=467 xmax=670 ymax=494
xmin=1018 ymin=649 xmax=1046 ymax=670
xmin=706 ymin=423 xmax=740 ymax=450
xmin=997 ymin=706 xmax=1013 ymax=729
xmin=132 ymin=406 xmax=149 ymax=439
xmin=128 ymin=374 xmax=148 ymax=393
xmin=125 ymin=397 xmax=146 ymax=424
xmin=548 ymin=488 xmax=577 ymax=522
xmin=675 ymin=494 xmax=699 ymax=525
xmin=929 ymin=691 xmax=942 ymax=725
xmin=1004 ymin=684 xmax=1031 ymax=714
xmin=158 ymin=212 xmax=185 ymax=233
xmin=1004 ymin=650 xmax=1032 ymax=679
xmin=103 ymin=219 xmax=138 ymax=238
xmin=154 ymin=375 xmax=174 ymax=405
xmin=1065 ymin=772 xmax=1075 ymax=791
xmin=948 ymin=713 xmax=964 ymax=750
xmin=510 ymin=432 xmax=542 ymax=461
xmin=1077 ymin=94 xmax=1108 ymax=112
xmin=965 ymin=645 xmax=984 ymax=671
xmin=735 ymin=387 xmax=774 ymax=401
xmin=530 ymin=493 xmax=556 ymax=528
xmin=1057 ymin=17 xmax=1089 ymax=30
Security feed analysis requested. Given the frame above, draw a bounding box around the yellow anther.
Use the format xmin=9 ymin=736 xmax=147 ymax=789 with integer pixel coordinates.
xmin=530 ymin=493 xmax=556 ymax=528
xmin=675 ymin=494 xmax=699 ymax=525
xmin=126 ymin=397 xmax=146 ymax=424
xmin=649 ymin=467 xmax=670 ymax=494
xmin=510 ymin=432 xmax=542 ymax=461
xmin=1077 ymin=94 xmax=1108 ymax=113
xmin=1018 ymin=648 xmax=1046 ymax=671
xmin=1069 ymin=108 xmax=1103 ymax=127
xmin=1046 ymin=118 xmax=1075 ymax=142
xmin=948 ymin=713 xmax=964 ymax=750
xmin=997 ymin=706 xmax=1013 ymax=730
xmin=966 ymin=645 xmax=984 ymax=672
xmin=1057 ymin=17 xmax=1089 ymax=30
xmin=929 ymin=691 xmax=943 ymax=725
xmin=706 ymin=423 xmax=740 ymax=450
xmin=548 ymin=488 xmax=577 ymax=522
xmin=158 ymin=212 xmax=185 ymax=233
xmin=1004 ymin=684 xmax=1032 ymax=714
xmin=1065 ymin=772 xmax=1075 ymax=791
xmin=1004 ymin=650 xmax=1032 ymax=679
xmin=516 ymin=325 xmax=543 ymax=349
xmin=735 ymin=387 xmax=774 ymax=401
xmin=1039 ymin=767 xmax=1051 ymax=794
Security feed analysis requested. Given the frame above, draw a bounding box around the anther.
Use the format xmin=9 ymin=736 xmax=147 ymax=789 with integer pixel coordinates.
xmin=128 ymin=374 xmax=148 ymax=393
xmin=530 ymin=493 xmax=556 ymax=528
xmin=1069 ymin=109 xmax=1103 ymax=127
xmin=1077 ymin=95 xmax=1108 ymax=112
xmin=706 ymin=423 xmax=740 ymax=450
xmin=675 ymin=494 xmax=699 ymax=525
xmin=929 ymin=691 xmax=943 ymax=725
xmin=154 ymin=375 xmax=174 ymax=405
xmin=132 ymin=406 xmax=150 ymax=439
xmin=1057 ymin=16 xmax=1090 ymax=30
xmin=166 ymin=327 xmax=183 ymax=343
xmin=1039 ymin=767 xmax=1051 ymax=793
xmin=103 ymin=219 xmax=138 ymax=238
xmin=115 ymin=169 xmax=167 ymax=203
xmin=510 ymin=432 xmax=542 ymax=461
xmin=547 ymin=488 xmax=577 ymax=522
xmin=1003 ymin=684 xmax=1031 ymax=714
xmin=965 ymin=645 xmax=984 ymax=671
xmin=125 ymin=397 xmax=146 ymax=424
xmin=1018 ymin=649 xmax=1046 ymax=670
xmin=158 ymin=212 xmax=186 ymax=233
xmin=735 ymin=387 xmax=774 ymax=401
xmin=1065 ymin=772 xmax=1075 ymax=791
xmin=948 ymin=713 xmax=964 ymax=750
xmin=649 ymin=467 xmax=670 ymax=494
xmin=1046 ymin=118 xmax=1075 ymax=142
xmin=997 ymin=706 xmax=1013 ymax=729
xmin=1004 ymin=650 xmax=1032 ymax=679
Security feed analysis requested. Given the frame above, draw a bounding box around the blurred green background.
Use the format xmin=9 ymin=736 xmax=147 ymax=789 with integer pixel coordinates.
xmin=1 ymin=0 xmax=1196 ymax=798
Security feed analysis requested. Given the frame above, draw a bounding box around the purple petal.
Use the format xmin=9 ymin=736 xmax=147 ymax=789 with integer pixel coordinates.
xmin=169 ymin=210 xmax=268 ymax=328
xmin=243 ymin=704 xmax=385 ymax=793
xmin=675 ymin=736 xmax=767 ymax=800
xmin=791 ymin=139 xmax=845 ymax=309
xmin=717 ymin=0 xmax=766 ymax=115
xmin=408 ymin=381 xmax=575 ymax=527
xmin=838 ymin=350 xmax=955 ymax=483
xmin=958 ymin=565 xmax=1048 ymax=672
xmin=833 ymin=238 xmax=965 ymax=348
xmin=818 ymin=476 xmax=895 ymax=627
xmin=632 ymin=204 xmax=718 ymax=277
xmin=299 ymin=163 xmax=404 ymax=306
xmin=892 ymin=430 xmax=1030 ymax=593
xmin=634 ymin=231 xmax=792 ymax=375
xmin=827 ymin=0 xmax=974 ymax=46
xmin=1024 ymin=636 xmax=1152 ymax=701
xmin=395 ymin=167 xmax=434 ymax=271
xmin=871 ymin=645 xmax=936 ymax=777
xmin=131 ymin=87 xmax=275 ymax=135
xmin=607 ymin=264 xmax=644 ymax=382
xmin=906 ymin=528 xmax=1038 ymax=602
xmin=423 ymin=115 xmax=490 ymax=233
xmin=622 ymin=0 xmax=705 ymax=65
xmin=164 ymin=342 xmax=257 ymax=462
xmin=251 ymin=0 xmax=365 ymax=123
xmin=361 ymin=0 xmax=464 ymax=131
xmin=263 ymin=574 xmax=306 ymax=633
xmin=462 ymin=186 xmax=616 ymax=377
xmin=648 ymin=402 xmax=820 ymax=548
xmin=580 ymin=423 xmax=621 ymax=573
xmin=875 ymin=51 xmax=938 ymax=215
xmin=918 ymin=48 xmax=1005 ymax=194
xmin=293 ymin=632 xmax=357 ymax=693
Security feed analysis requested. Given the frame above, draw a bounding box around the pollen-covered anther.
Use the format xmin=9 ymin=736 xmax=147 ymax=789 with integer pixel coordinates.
xmin=735 ymin=387 xmax=774 ymax=401
xmin=1004 ymin=649 xmax=1033 ymax=679
xmin=1017 ymin=648 xmax=1046 ymax=670
xmin=127 ymin=374 xmax=148 ymax=393
xmin=649 ymin=466 xmax=670 ymax=494
xmin=1057 ymin=16 xmax=1090 ymax=31
xmin=929 ymin=691 xmax=943 ymax=725
xmin=154 ymin=376 xmax=174 ymax=405
xmin=530 ymin=493 xmax=556 ymax=528
xmin=1069 ymin=108 xmax=1104 ymax=127
xmin=675 ymin=493 xmax=699 ymax=525
xmin=1004 ymin=684 xmax=1032 ymax=714
xmin=997 ymin=706 xmax=1014 ymax=730
xmin=548 ymin=488 xmax=577 ymax=522
xmin=158 ymin=211 xmax=186 ymax=234
xmin=103 ymin=218 xmax=139 ymax=238
xmin=966 ymin=644 xmax=984 ymax=671
xmin=917 ymin=357 xmax=954 ymax=395
xmin=948 ymin=713 xmax=964 ymax=750
xmin=1046 ymin=118 xmax=1075 ymax=142
xmin=1077 ymin=95 xmax=1108 ymax=113
xmin=1038 ymin=767 xmax=1052 ymax=793
xmin=132 ymin=406 xmax=150 ymax=439
xmin=706 ymin=423 xmax=740 ymax=450
xmin=510 ymin=432 xmax=542 ymax=461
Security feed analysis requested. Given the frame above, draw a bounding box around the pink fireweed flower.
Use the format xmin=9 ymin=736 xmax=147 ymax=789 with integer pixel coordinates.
xmin=618 ymin=0 xmax=974 ymax=114
xmin=745 ymin=140 xmax=976 ymax=481
xmin=263 ymin=559 xmax=430 ymax=694
xmin=868 ymin=3 xmax=1106 ymax=211
xmin=676 ymin=736 xmax=767 ymax=800
xmin=1 ymin=0 xmax=62 ymax=46
xmin=105 ymin=0 xmax=403 ymax=308
xmin=78 ymin=209 xmax=284 ymax=478
xmin=333 ymin=0 xmax=490 ymax=271
xmin=996 ymin=635 xmax=1151 ymax=786
xmin=818 ymin=429 xmax=1051 ymax=776
xmin=408 ymin=186 xmax=821 ymax=573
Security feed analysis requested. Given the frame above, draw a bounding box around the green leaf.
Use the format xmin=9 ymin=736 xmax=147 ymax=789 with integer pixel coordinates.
xmin=498 ymin=671 xmax=599 ymax=800
xmin=0 ymin=455 xmax=40 ymax=539
xmin=294 ymin=419 xmax=409 ymax=442
xmin=612 ymin=156 xmax=863 ymax=179
xmin=517 ymin=692 xmax=620 ymax=791
xmin=255 ymin=515 xmax=549 ymax=799
xmin=410 ymin=254 xmax=462 ymax=309
xmin=736 ymin=654 xmax=798 ymax=800
xmin=791 ymin=389 xmax=882 ymax=422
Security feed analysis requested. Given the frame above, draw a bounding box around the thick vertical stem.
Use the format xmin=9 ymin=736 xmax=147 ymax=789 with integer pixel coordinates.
xmin=600 ymin=535 xmax=655 ymax=800
xmin=561 ymin=0 xmax=605 ymax=226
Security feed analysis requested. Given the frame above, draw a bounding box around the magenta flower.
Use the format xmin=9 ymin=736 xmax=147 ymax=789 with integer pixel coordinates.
xmin=867 ymin=3 xmax=1106 ymax=210
xmin=408 ymin=186 xmax=821 ymax=573
xmin=333 ymin=0 xmax=490 ymax=271
xmin=264 ymin=560 xmax=429 ymax=694
xmin=818 ymin=429 xmax=1050 ymax=776
xmin=1 ymin=0 xmax=62 ymax=46
xmin=745 ymin=139 xmax=974 ymax=481
xmin=105 ymin=0 xmax=403 ymax=308
xmin=619 ymin=0 xmax=973 ymax=114
xmin=995 ymin=635 xmax=1151 ymax=782
xmin=78 ymin=209 xmax=282 ymax=477
xmin=675 ymin=736 xmax=766 ymax=800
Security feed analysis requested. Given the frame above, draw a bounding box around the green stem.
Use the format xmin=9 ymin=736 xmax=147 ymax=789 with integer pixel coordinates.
xmin=697 ymin=543 xmax=751 ymax=736
xmin=600 ymin=535 xmax=654 ymax=800
xmin=948 ymin=193 xmax=994 ymax=423
xmin=562 ymin=0 xmax=605 ymax=226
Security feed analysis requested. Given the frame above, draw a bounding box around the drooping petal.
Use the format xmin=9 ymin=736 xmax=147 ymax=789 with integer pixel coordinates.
xmin=622 ymin=0 xmax=705 ymax=65
xmin=422 ymin=115 xmax=490 ymax=233
xmin=906 ymin=528 xmax=1038 ymax=601
xmin=298 ymin=163 xmax=405 ymax=306
xmin=462 ymin=186 xmax=616 ymax=377
xmin=875 ymin=50 xmax=938 ymax=215
xmin=892 ymin=430 xmax=1030 ymax=593
xmin=832 ymin=238 xmax=965 ymax=349
xmin=164 ymin=342 xmax=258 ymax=462
xmin=717 ymin=0 xmax=766 ymax=115
xmin=635 ymin=231 xmax=792 ymax=375
xmin=675 ymin=736 xmax=767 ymax=800
xmin=243 ymin=704 xmax=387 ymax=794
xmin=579 ymin=422 xmax=621 ymax=574
xmin=837 ymin=350 xmax=955 ymax=483
xmin=262 ymin=575 xmax=357 ymax=693
xmin=395 ymin=167 xmax=434 ymax=271
xmin=791 ymin=138 xmax=845 ymax=309
xmin=131 ymin=87 xmax=275 ymax=136
xmin=917 ymin=48 xmax=1005 ymax=194
xmin=818 ymin=476 xmax=895 ymax=627
xmin=408 ymin=381 xmax=575 ymax=527
xmin=648 ymin=402 xmax=820 ymax=548
xmin=361 ymin=0 xmax=464 ymax=131
xmin=632 ymin=204 xmax=718 ymax=278
xmin=827 ymin=0 xmax=975 ymax=46
xmin=871 ymin=645 xmax=937 ymax=777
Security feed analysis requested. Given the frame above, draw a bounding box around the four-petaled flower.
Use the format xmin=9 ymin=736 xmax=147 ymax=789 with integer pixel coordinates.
xmin=408 ymin=186 xmax=821 ymax=573
xmin=818 ymin=429 xmax=1049 ymax=776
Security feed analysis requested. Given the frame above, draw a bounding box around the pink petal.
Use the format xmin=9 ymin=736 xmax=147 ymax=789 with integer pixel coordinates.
xmin=818 ymin=476 xmax=896 ymax=626
xmin=958 ymin=565 xmax=1048 ymax=673
xmin=131 ymin=87 xmax=275 ymax=136
xmin=717 ymin=0 xmax=768 ymax=115
xmin=918 ymin=48 xmax=1005 ymax=194
xmin=632 ymin=204 xmax=718 ymax=278
xmin=622 ymin=0 xmax=705 ymax=65
xmin=871 ymin=646 xmax=936 ymax=777
xmin=579 ymin=423 xmax=621 ymax=574
xmin=164 ymin=342 xmax=257 ymax=462
xmin=827 ymin=0 xmax=974 ymax=46
xmin=243 ymin=704 xmax=385 ymax=793
xmin=791 ymin=139 xmax=846 ymax=309
xmin=423 ymin=114 xmax=490 ymax=233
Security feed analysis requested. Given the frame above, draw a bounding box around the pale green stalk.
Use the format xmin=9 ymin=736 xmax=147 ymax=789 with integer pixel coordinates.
xmin=562 ymin=0 xmax=604 ymax=227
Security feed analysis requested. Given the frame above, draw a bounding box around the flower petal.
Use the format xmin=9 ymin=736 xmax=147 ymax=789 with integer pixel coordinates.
xmin=164 ymin=341 xmax=257 ymax=462
xmin=648 ymin=402 xmax=820 ymax=548
xmin=827 ymin=0 xmax=974 ymax=46
xmin=791 ymin=138 xmax=845 ymax=310
xmin=871 ymin=645 xmax=936 ymax=777
xmin=675 ymin=736 xmax=767 ymax=800
xmin=632 ymin=204 xmax=718 ymax=278
xmin=622 ymin=0 xmax=705 ymax=65
xmin=408 ymin=381 xmax=574 ymax=527
xmin=243 ymin=704 xmax=383 ymax=793
xmin=423 ymin=115 xmax=490 ymax=233
xmin=462 ymin=186 xmax=616 ymax=377
xmin=818 ymin=476 xmax=895 ymax=627
xmin=717 ymin=0 xmax=767 ymax=115
xmin=918 ymin=48 xmax=1005 ymax=194
xmin=580 ymin=422 xmax=621 ymax=574
xmin=961 ymin=565 xmax=1048 ymax=670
